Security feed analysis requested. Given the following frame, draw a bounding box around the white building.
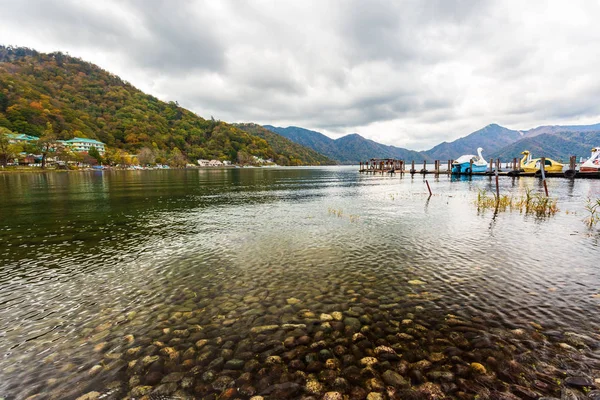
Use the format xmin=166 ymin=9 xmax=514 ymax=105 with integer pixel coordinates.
xmin=60 ymin=138 xmax=106 ymax=154
xmin=208 ymin=159 xmax=223 ymax=167
xmin=197 ymin=159 xmax=210 ymax=167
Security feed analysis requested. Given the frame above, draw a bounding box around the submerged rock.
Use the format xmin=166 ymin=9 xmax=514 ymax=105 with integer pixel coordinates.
xmin=250 ymin=325 xmax=279 ymax=334
xmin=382 ymin=370 xmax=408 ymax=388
xmin=564 ymin=376 xmax=594 ymax=388
xmin=470 ymin=362 xmax=486 ymax=374
xmin=323 ymin=392 xmax=343 ymax=400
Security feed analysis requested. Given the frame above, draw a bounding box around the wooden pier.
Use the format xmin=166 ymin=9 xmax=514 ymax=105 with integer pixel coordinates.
xmin=358 ymin=157 xmax=600 ymax=179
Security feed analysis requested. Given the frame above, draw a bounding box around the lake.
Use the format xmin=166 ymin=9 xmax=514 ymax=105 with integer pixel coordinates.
xmin=0 ymin=167 xmax=599 ymax=399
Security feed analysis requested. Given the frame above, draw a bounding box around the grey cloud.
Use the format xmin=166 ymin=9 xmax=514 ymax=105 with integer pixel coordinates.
xmin=1 ymin=0 xmax=599 ymax=149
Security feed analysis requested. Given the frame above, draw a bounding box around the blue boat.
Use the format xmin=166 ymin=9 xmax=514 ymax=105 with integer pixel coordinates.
xmin=451 ymin=147 xmax=489 ymax=174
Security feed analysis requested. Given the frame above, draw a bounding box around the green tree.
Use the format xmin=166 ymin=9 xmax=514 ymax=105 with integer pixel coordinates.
xmin=168 ymin=147 xmax=187 ymax=168
xmin=88 ymin=145 xmax=103 ymax=164
xmin=0 ymin=127 xmax=21 ymax=167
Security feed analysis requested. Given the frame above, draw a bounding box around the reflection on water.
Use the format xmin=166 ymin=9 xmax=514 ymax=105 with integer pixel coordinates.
xmin=0 ymin=168 xmax=599 ymax=399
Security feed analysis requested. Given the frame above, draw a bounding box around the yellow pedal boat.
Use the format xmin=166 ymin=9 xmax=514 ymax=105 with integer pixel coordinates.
xmin=520 ymin=150 xmax=564 ymax=173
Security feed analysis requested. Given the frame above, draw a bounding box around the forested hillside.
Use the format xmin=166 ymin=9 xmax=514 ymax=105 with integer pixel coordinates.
xmin=0 ymin=46 xmax=278 ymax=162
xmin=234 ymin=123 xmax=335 ymax=165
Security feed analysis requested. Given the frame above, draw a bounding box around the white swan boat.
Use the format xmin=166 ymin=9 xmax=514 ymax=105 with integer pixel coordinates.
xmin=580 ymin=147 xmax=600 ymax=173
xmin=451 ymin=147 xmax=489 ymax=174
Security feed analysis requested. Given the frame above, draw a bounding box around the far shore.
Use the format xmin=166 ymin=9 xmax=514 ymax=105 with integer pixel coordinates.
xmin=0 ymin=165 xmax=342 ymax=174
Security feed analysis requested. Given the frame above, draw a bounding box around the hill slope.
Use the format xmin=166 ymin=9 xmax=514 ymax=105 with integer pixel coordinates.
xmin=233 ymin=123 xmax=335 ymax=165
xmin=0 ymin=46 xmax=280 ymax=162
xmin=264 ymin=125 xmax=427 ymax=164
xmin=423 ymin=124 xmax=523 ymax=160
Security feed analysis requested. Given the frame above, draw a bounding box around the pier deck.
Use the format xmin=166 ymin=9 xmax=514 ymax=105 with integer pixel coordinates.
xmin=358 ymin=157 xmax=600 ymax=179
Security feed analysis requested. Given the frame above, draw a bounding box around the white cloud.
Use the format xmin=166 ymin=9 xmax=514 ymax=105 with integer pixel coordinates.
xmin=1 ymin=0 xmax=600 ymax=150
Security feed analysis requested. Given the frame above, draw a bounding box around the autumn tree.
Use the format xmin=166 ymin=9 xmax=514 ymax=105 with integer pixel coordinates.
xmin=36 ymin=122 xmax=58 ymax=169
xmin=237 ymin=150 xmax=253 ymax=165
xmin=137 ymin=147 xmax=156 ymax=166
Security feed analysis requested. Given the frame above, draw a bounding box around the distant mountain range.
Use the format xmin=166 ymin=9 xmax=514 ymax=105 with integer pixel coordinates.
xmin=425 ymin=124 xmax=523 ymax=161
xmin=233 ymin=123 xmax=335 ymax=165
xmin=263 ymin=125 xmax=424 ymax=164
xmin=263 ymin=123 xmax=600 ymax=164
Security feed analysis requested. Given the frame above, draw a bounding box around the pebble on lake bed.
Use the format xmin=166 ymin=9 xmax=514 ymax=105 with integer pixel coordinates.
xmin=470 ymin=362 xmax=487 ymax=374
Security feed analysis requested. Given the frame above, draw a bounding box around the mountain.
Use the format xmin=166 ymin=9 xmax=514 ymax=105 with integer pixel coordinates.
xmin=491 ymin=131 xmax=600 ymax=161
xmin=0 ymin=46 xmax=281 ymax=163
xmin=263 ymin=125 xmax=336 ymax=156
xmin=524 ymin=123 xmax=600 ymax=138
xmin=423 ymin=123 xmax=523 ymax=161
xmin=233 ymin=123 xmax=335 ymax=165
xmin=264 ymin=125 xmax=426 ymax=164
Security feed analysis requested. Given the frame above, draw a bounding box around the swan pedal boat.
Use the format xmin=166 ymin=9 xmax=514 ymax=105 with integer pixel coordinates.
xmin=580 ymin=147 xmax=600 ymax=173
xmin=451 ymin=147 xmax=489 ymax=173
xmin=520 ymin=150 xmax=563 ymax=173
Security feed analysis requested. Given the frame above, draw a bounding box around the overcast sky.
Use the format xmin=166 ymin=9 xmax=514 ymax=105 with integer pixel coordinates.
xmin=2 ymin=0 xmax=600 ymax=150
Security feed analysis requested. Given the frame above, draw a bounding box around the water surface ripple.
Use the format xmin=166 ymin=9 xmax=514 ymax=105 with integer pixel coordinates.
xmin=0 ymin=168 xmax=599 ymax=399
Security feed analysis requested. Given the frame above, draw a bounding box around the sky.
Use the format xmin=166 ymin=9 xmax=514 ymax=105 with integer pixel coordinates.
xmin=2 ymin=0 xmax=600 ymax=150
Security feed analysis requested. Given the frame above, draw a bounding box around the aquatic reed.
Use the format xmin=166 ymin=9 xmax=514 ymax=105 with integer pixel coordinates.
xmin=583 ymin=198 xmax=600 ymax=227
xmin=328 ymin=208 xmax=360 ymax=223
xmin=476 ymin=189 xmax=558 ymax=217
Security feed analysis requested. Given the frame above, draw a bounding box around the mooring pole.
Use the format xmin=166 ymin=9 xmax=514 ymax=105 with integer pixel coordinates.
xmin=495 ymin=159 xmax=500 ymax=199
xmin=425 ymin=180 xmax=432 ymax=196
xmin=411 ymin=160 xmax=415 ymax=174
xmin=540 ymin=157 xmax=549 ymax=197
xmin=469 ymin=159 xmax=473 ymax=175
xmin=422 ymin=160 xmax=427 ymax=174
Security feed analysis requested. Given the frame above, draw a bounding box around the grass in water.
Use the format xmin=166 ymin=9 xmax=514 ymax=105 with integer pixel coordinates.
xmin=584 ymin=198 xmax=600 ymax=227
xmin=328 ymin=208 xmax=360 ymax=223
xmin=476 ymin=189 xmax=558 ymax=217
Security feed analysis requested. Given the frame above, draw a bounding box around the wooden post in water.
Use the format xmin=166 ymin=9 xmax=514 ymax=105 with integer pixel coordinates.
xmin=435 ymin=160 xmax=439 ymax=175
xmin=570 ymin=155 xmax=576 ymax=171
xmin=469 ymin=159 xmax=473 ymax=175
xmin=497 ymin=158 xmax=501 ymax=173
xmin=425 ymin=180 xmax=432 ymax=196
xmin=540 ymin=157 xmax=549 ymax=197
xmin=411 ymin=160 xmax=415 ymax=174
xmin=488 ymin=158 xmax=493 ymax=174
xmin=422 ymin=160 xmax=427 ymax=174
xmin=495 ymin=159 xmax=500 ymax=200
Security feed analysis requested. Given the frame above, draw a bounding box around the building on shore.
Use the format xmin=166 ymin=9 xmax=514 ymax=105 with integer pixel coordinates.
xmin=60 ymin=138 xmax=105 ymax=154
xmin=5 ymin=133 xmax=106 ymax=155
xmin=6 ymin=133 xmax=39 ymax=143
